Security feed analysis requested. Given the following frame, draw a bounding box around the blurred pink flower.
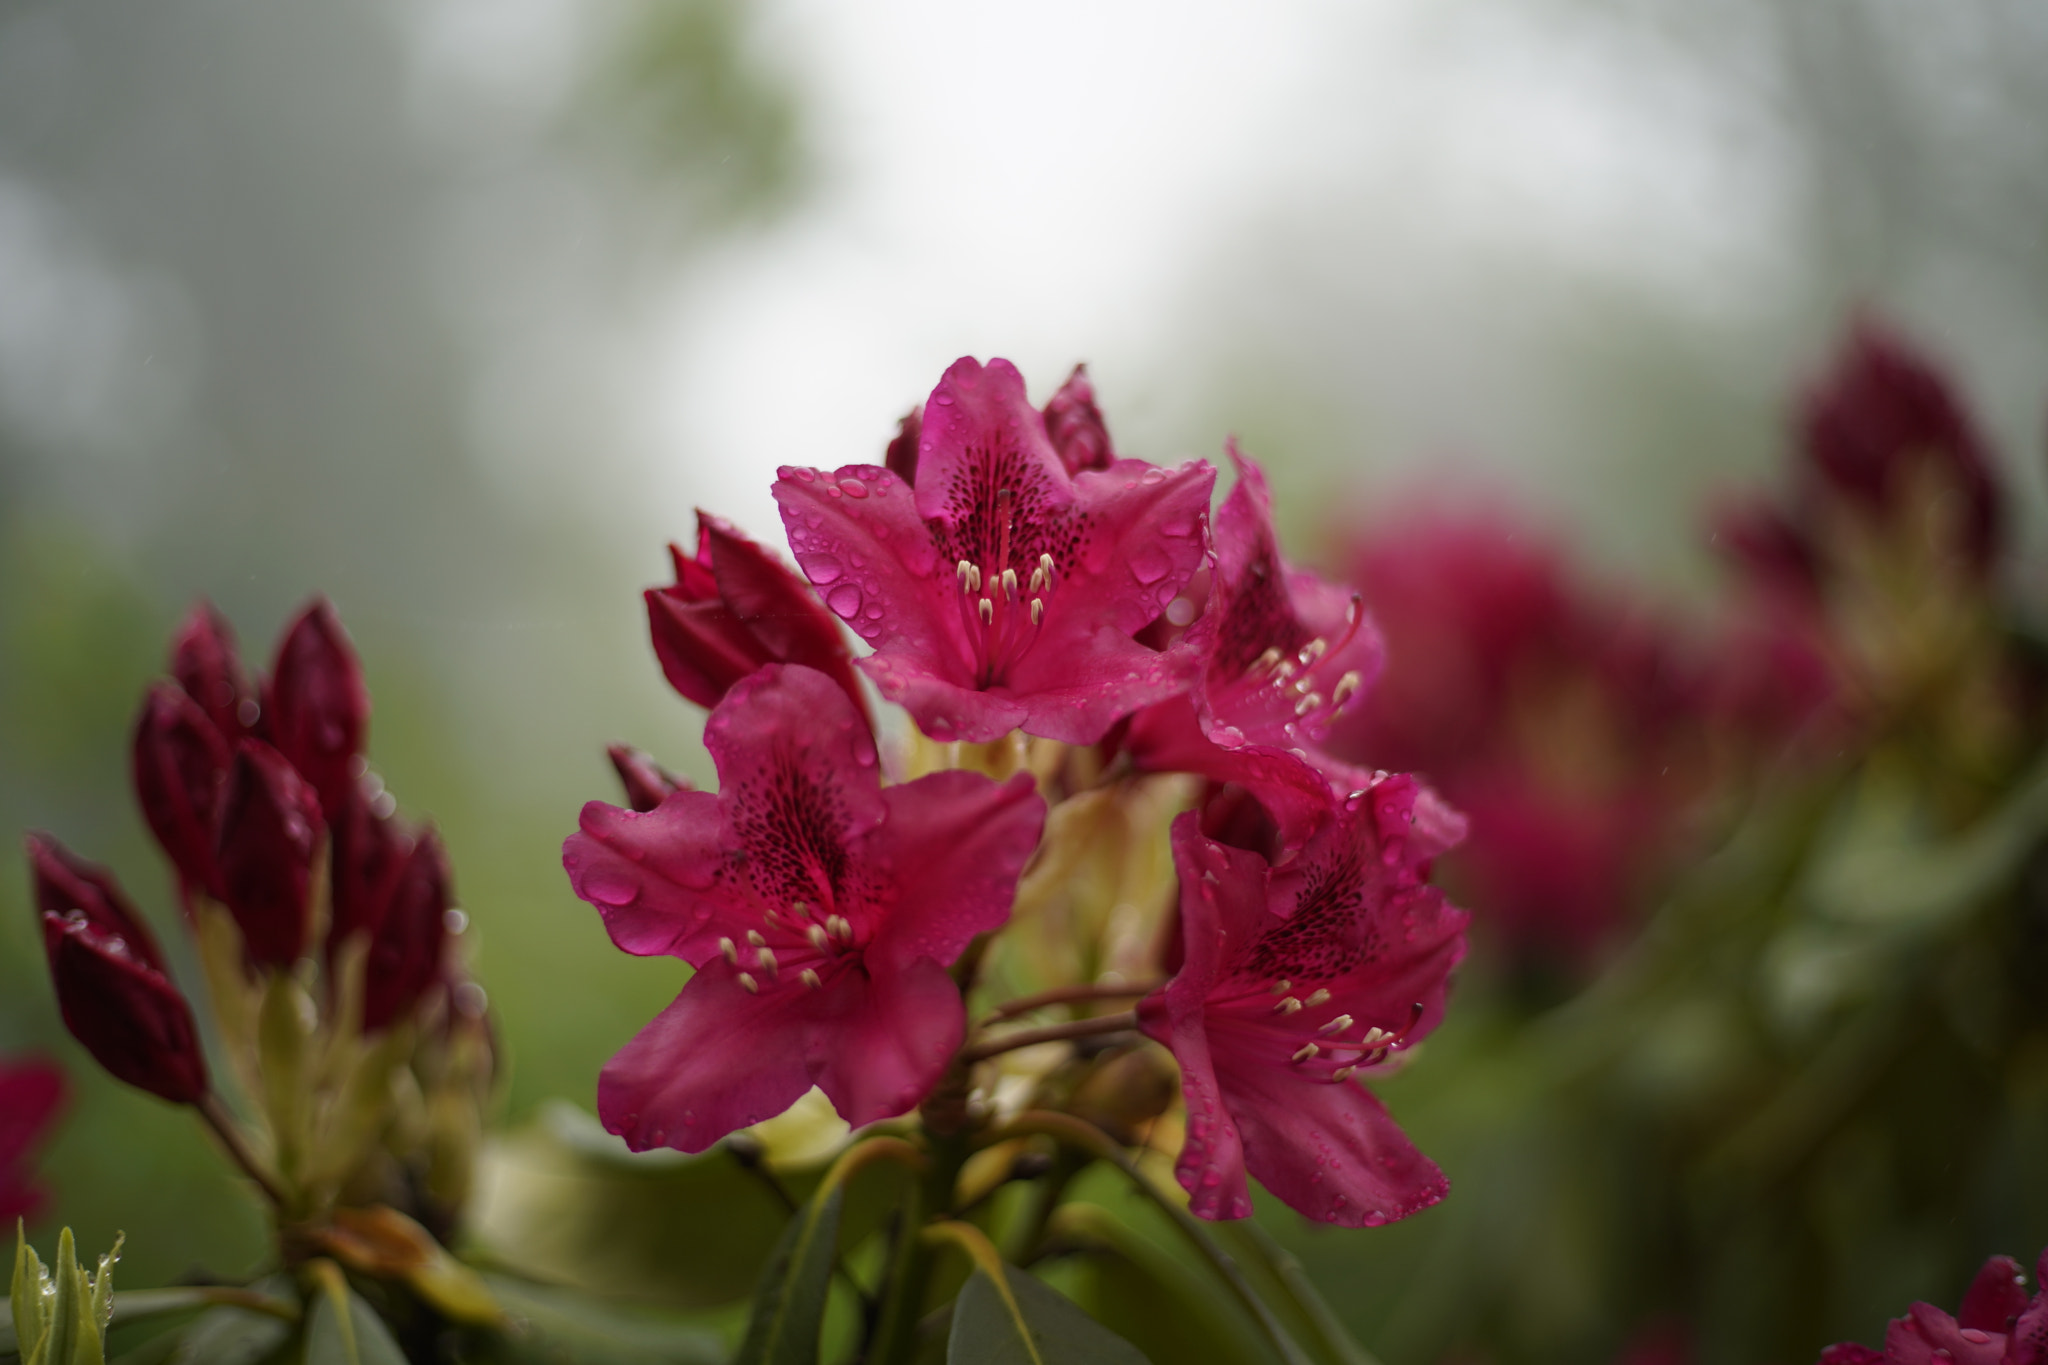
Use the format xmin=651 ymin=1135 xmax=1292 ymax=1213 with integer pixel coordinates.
xmin=564 ymin=664 xmax=1045 ymax=1152
xmin=0 ymin=1055 xmax=66 ymax=1227
xmin=1818 ymin=1248 xmax=2048 ymax=1365
xmin=1137 ymin=775 xmax=1467 ymax=1226
xmin=774 ymin=356 xmax=1214 ymax=744
xmin=1326 ymin=510 xmax=1707 ymax=961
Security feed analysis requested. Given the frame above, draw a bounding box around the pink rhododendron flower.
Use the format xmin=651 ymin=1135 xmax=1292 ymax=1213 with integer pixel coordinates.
xmin=1818 ymin=1248 xmax=2048 ymax=1365
xmin=1327 ymin=509 xmax=1708 ymax=960
xmin=0 ymin=1054 xmax=66 ymax=1227
xmin=1128 ymin=444 xmax=1384 ymax=848
xmin=773 ymin=356 xmax=1214 ymax=744
xmin=1137 ymin=775 xmax=1468 ymax=1226
xmin=646 ymin=511 xmax=865 ymax=717
xmin=564 ymin=664 xmax=1046 ymax=1151
xmin=1041 ymin=364 xmax=1115 ymax=476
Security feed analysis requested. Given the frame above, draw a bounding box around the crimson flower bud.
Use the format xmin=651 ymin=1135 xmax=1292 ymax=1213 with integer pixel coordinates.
xmin=607 ymin=744 xmax=687 ymax=813
xmin=362 ymin=828 xmax=451 ymax=1032
xmin=215 ymin=740 xmax=325 ymax=968
xmin=27 ymin=834 xmax=208 ymax=1106
xmin=1042 ymin=363 xmax=1114 ymax=476
xmin=645 ymin=512 xmax=865 ymax=716
xmin=329 ymin=784 xmax=406 ymax=951
xmin=266 ymin=598 xmax=368 ymax=817
xmin=131 ymin=682 xmax=231 ymax=897
xmin=169 ymin=600 xmax=258 ymax=740
xmin=883 ymin=406 xmax=922 ymax=484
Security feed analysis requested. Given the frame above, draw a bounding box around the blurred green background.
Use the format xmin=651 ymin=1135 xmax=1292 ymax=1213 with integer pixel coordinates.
xmin=4 ymin=0 xmax=2048 ymax=1356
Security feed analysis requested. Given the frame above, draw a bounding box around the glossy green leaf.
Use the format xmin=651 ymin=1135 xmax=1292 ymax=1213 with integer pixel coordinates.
xmin=12 ymin=1222 xmax=49 ymax=1358
xmin=302 ymin=1270 xmax=405 ymax=1365
xmin=164 ymin=1304 xmax=292 ymax=1365
xmin=474 ymin=1274 xmax=726 ymax=1365
xmin=947 ymin=1263 xmax=1151 ymax=1365
xmin=733 ymin=1184 xmax=842 ymax=1365
xmin=1051 ymin=1206 xmax=1269 ymax=1365
xmin=470 ymin=1103 xmax=818 ymax=1307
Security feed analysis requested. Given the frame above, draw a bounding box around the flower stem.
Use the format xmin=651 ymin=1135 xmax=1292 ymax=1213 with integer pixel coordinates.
xmin=981 ymin=982 xmax=1163 ymax=1024
xmin=986 ymin=1110 xmax=1321 ymax=1365
xmin=960 ymin=1010 xmax=1140 ymax=1065
xmin=195 ymin=1093 xmax=288 ymax=1210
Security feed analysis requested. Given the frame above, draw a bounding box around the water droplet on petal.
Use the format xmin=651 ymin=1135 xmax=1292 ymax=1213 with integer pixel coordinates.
xmin=800 ymin=552 xmax=843 ymax=584
xmin=582 ymin=866 xmax=639 ymax=907
xmin=828 ymin=584 xmax=863 ymax=616
xmin=1129 ymin=543 xmax=1171 ymax=584
xmin=839 ymin=478 xmax=869 ymax=499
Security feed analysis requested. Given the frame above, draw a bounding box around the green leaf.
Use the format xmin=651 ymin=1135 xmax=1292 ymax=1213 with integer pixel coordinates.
xmin=164 ymin=1302 xmax=293 ymax=1365
xmin=733 ymin=1184 xmax=842 ymax=1365
xmin=470 ymin=1103 xmax=818 ymax=1307
xmin=1050 ymin=1206 xmax=1268 ymax=1365
xmin=948 ymin=1263 xmax=1152 ymax=1365
xmin=13 ymin=1222 xmax=50 ymax=1359
xmin=42 ymin=1228 xmax=80 ymax=1365
xmin=302 ymin=1267 xmax=405 ymax=1365
xmin=474 ymin=1274 xmax=726 ymax=1365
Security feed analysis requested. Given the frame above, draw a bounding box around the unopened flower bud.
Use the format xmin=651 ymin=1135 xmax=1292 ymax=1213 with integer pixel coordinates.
xmin=1066 ymin=1044 xmax=1181 ymax=1147
xmin=28 ymin=835 xmax=208 ymax=1106
xmin=647 ymin=513 xmax=865 ymax=716
xmin=883 ymin=406 xmax=923 ymax=484
xmin=265 ymin=598 xmax=368 ymax=817
xmin=1042 ymin=364 xmax=1114 ymax=476
xmin=169 ymin=600 xmax=258 ymax=740
xmin=214 ymin=741 xmax=325 ymax=969
xmin=362 ymin=827 xmax=452 ymax=1032
xmin=607 ymin=744 xmax=687 ymax=813
xmin=130 ymin=683 xmax=230 ymax=897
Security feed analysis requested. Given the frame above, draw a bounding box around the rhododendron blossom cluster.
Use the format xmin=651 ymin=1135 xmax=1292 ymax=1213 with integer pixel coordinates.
xmin=567 ymin=356 xmax=1472 ymax=1230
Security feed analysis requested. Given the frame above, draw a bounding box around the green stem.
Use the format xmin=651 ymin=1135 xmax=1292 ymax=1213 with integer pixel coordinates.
xmin=107 ymin=1285 xmax=302 ymax=1326
xmin=1231 ymin=1219 xmax=1381 ymax=1365
xmin=196 ymin=1093 xmax=288 ymax=1210
xmin=987 ymin=1111 xmax=1317 ymax=1365
xmin=866 ymin=1132 xmax=966 ymax=1365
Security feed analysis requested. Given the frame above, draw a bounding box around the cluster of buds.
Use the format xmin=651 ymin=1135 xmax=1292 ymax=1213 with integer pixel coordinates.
xmin=567 ymin=357 xmax=1471 ymax=1229
xmin=27 ymin=600 xmax=493 ymax=1241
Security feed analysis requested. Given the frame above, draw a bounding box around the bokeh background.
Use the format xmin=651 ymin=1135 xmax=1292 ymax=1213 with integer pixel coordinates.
xmin=5 ymin=0 xmax=2048 ymax=1357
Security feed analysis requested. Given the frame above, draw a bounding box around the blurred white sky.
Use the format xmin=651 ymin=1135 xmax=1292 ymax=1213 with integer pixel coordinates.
xmin=623 ymin=0 xmax=1802 ymax=549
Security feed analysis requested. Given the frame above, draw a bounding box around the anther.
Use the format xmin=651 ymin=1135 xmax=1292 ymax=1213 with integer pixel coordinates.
xmin=792 ymin=899 xmax=808 ymax=915
xmin=828 ymin=915 xmax=852 ymax=941
xmin=800 ymin=969 xmax=822 ymax=989
xmin=1331 ymin=671 xmax=1363 ymax=707
xmin=1274 ymin=996 xmax=1303 ymax=1015
xmin=1331 ymin=1065 xmax=1356 ymax=1082
xmin=1319 ymin=1013 xmax=1354 ymax=1036
xmin=969 ymin=564 xmax=982 ymax=592
xmin=757 ymin=947 xmax=779 ymax=973
xmin=1249 ymin=647 xmax=1283 ymax=678
xmin=1292 ymin=1043 xmax=1320 ymax=1063
xmin=1272 ymin=659 xmax=1296 ymax=682
xmin=1029 ymin=565 xmax=1047 ymax=593
xmin=746 ymin=930 xmax=766 ymax=947
xmin=978 ymin=598 xmax=993 ymax=625
xmin=718 ymin=937 xmax=738 ymax=964
xmin=1358 ymin=1027 xmax=1387 ymax=1049
xmin=1040 ymin=553 xmax=1055 ymax=584
xmin=738 ymin=972 xmax=759 ymax=994
xmin=1001 ymin=567 xmax=1019 ymax=601
xmin=1294 ymin=692 xmax=1323 ymax=716
xmin=808 ymin=924 xmax=831 ymax=951
xmin=1030 ymin=598 xmax=1043 ymax=626
xmin=957 ymin=560 xmax=974 ymax=591
xmin=1298 ymin=638 xmax=1327 ymax=666
xmin=1271 ymin=978 xmax=1293 ymax=994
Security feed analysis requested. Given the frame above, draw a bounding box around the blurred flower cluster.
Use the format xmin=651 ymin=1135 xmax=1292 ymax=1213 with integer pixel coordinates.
xmin=11 ymin=320 xmax=2048 ymax=1365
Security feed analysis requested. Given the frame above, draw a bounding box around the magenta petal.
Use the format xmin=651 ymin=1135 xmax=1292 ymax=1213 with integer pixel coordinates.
xmin=169 ymin=601 xmax=257 ymax=741
xmin=1816 ymin=1345 xmax=1886 ymax=1365
xmin=1158 ymin=1001 xmax=1254 ymax=1221
xmin=912 ymin=357 xmax=1075 ymax=526
xmin=856 ymin=658 xmax=1029 ymax=744
xmin=563 ymin=791 xmax=725 ymax=959
xmin=1043 ymin=364 xmax=1114 ymax=476
xmin=597 ymin=964 xmax=821 ymax=1154
xmin=810 ymin=955 xmax=964 ymax=1128
xmin=775 ymin=464 xmax=968 ymax=665
xmin=1124 ymin=697 xmax=1338 ymax=851
xmin=700 ymin=513 xmax=865 ymax=716
xmin=1958 ymin=1255 xmax=2031 ymax=1333
xmin=131 ymin=684 xmax=231 ymax=898
xmin=266 ymin=598 xmax=369 ymax=817
xmin=1887 ymin=1304 xmax=2006 ymax=1365
xmin=1218 ymin=1056 xmax=1446 ymax=1226
xmin=2011 ymin=1295 xmax=2048 ymax=1365
xmin=867 ymin=771 xmax=1044 ymax=973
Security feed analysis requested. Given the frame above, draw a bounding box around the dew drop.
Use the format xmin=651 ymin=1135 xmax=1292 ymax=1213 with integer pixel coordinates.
xmin=839 ymin=478 xmax=869 ymax=499
xmin=1129 ymin=543 xmax=1172 ymax=584
xmin=792 ymin=468 xmax=817 ymax=483
xmin=828 ymin=584 xmax=864 ymax=616
xmin=801 ymin=552 xmax=844 ymax=584
xmin=582 ymin=867 xmax=639 ymax=907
